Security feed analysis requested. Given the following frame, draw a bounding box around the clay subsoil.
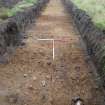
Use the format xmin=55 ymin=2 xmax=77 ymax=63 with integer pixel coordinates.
xmin=0 ymin=0 xmax=105 ymax=105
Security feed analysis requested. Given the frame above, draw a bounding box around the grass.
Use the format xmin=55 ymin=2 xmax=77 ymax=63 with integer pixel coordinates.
xmin=71 ymin=0 xmax=105 ymax=30
xmin=8 ymin=0 xmax=38 ymax=17
xmin=0 ymin=0 xmax=38 ymax=20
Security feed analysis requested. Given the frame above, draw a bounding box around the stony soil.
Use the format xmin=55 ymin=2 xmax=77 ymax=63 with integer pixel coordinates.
xmin=0 ymin=0 xmax=105 ymax=105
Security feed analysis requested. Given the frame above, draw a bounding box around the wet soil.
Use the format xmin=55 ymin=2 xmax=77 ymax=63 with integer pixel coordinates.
xmin=0 ymin=0 xmax=105 ymax=105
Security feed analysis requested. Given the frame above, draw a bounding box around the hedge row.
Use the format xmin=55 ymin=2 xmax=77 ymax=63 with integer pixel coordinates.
xmin=0 ymin=0 xmax=22 ymax=8
xmin=0 ymin=0 xmax=49 ymax=59
xmin=63 ymin=0 xmax=105 ymax=80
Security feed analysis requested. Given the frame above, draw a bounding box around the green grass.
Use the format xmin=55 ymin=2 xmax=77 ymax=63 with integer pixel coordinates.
xmin=0 ymin=7 xmax=10 ymax=19
xmin=8 ymin=0 xmax=38 ymax=17
xmin=71 ymin=0 xmax=105 ymax=30
xmin=0 ymin=0 xmax=38 ymax=20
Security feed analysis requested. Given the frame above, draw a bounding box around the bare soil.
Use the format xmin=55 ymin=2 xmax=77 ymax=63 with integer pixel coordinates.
xmin=0 ymin=0 xmax=105 ymax=105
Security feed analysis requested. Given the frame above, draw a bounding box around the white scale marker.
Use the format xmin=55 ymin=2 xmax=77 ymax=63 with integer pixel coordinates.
xmin=37 ymin=39 xmax=55 ymax=60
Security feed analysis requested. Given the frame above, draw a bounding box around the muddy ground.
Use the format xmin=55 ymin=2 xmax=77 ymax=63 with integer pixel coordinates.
xmin=0 ymin=0 xmax=105 ymax=105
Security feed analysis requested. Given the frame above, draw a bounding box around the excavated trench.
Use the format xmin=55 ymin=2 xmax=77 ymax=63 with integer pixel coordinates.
xmin=0 ymin=0 xmax=105 ymax=105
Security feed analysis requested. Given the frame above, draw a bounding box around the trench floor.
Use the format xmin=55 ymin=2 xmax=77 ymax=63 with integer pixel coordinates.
xmin=0 ymin=0 xmax=105 ymax=105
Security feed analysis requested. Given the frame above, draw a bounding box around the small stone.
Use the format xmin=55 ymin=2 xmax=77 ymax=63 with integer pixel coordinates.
xmin=41 ymin=80 xmax=46 ymax=87
xmin=52 ymin=79 xmax=55 ymax=83
xmin=24 ymin=74 xmax=28 ymax=78
xmin=33 ymin=76 xmax=37 ymax=81
xmin=72 ymin=97 xmax=84 ymax=105
xmin=47 ymin=62 xmax=51 ymax=66
xmin=46 ymin=75 xmax=50 ymax=79
xmin=28 ymin=85 xmax=34 ymax=90
xmin=20 ymin=42 xmax=25 ymax=46
xmin=56 ymin=76 xmax=59 ymax=79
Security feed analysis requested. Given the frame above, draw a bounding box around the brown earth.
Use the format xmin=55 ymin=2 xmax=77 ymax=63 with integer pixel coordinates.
xmin=0 ymin=0 xmax=105 ymax=105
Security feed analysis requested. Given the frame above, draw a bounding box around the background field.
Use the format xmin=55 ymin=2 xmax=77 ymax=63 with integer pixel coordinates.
xmin=71 ymin=0 xmax=105 ymax=30
xmin=0 ymin=0 xmax=38 ymax=20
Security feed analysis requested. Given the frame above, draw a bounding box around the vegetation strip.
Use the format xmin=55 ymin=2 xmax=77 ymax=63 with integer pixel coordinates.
xmin=63 ymin=0 xmax=105 ymax=83
xmin=0 ymin=0 xmax=49 ymax=62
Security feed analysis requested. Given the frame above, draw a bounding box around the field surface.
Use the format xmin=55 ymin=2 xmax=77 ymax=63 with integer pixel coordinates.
xmin=0 ymin=0 xmax=105 ymax=105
